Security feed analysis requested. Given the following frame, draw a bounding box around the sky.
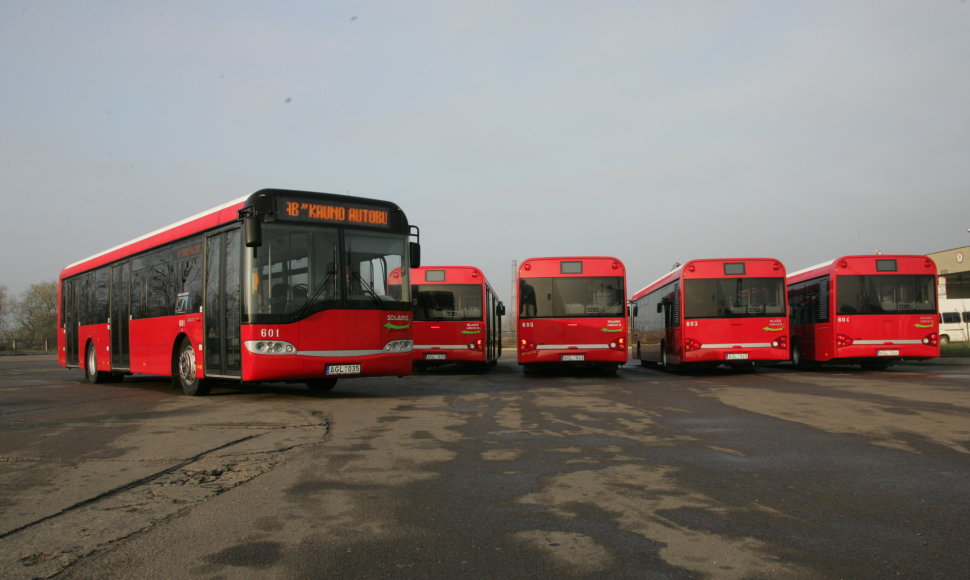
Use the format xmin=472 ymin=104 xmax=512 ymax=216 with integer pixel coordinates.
xmin=2 ymin=0 xmax=969 ymax=303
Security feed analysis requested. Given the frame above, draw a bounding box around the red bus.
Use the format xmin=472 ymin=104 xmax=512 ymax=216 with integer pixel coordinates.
xmin=787 ymin=255 xmax=939 ymax=369
xmin=402 ymin=266 xmax=505 ymax=370
xmin=630 ymin=258 xmax=789 ymax=369
xmin=58 ymin=188 xmax=420 ymax=395
xmin=517 ymin=257 xmax=627 ymax=373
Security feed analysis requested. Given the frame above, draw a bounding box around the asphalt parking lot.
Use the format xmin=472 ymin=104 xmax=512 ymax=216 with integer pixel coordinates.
xmin=1 ymin=354 xmax=968 ymax=579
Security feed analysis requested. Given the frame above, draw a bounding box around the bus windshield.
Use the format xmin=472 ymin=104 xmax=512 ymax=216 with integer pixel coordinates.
xmin=836 ymin=275 xmax=936 ymax=315
xmin=684 ymin=277 xmax=786 ymax=319
xmin=414 ymin=284 xmax=482 ymax=321
xmin=519 ymin=276 xmax=624 ymax=318
xmin=246 ymin=224 xmax=409 ymax=321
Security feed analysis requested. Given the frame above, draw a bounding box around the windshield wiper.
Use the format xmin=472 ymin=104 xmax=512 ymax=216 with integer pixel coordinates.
xmin=296 ymin=270 xmax=337 ymax=317
xmin=351 ymin=271 xmax=385 ymax=307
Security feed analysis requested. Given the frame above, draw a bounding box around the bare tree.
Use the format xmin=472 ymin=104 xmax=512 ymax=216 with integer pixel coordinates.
xmin=14 ymin=281 xmax=57 ymax=350
xmin=0 ymin=284 xmax=10 ymax=338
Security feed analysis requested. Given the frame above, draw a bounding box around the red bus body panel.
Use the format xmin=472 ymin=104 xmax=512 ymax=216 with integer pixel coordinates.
xmin=413 ymin=322 xmax=488 ymax=364
xmin=518 ymin=317 xmax=627 ymax=365
xmin=129 ymin=315 xmax=205 ymax=376
xmin=677 ymin=317 xmax=789 ymax=365
xmin=241 ymin=310 xmax=413 ymax=381
xmin=788 ymin=255 xmax=939 ymax=363
xmin=517 ymin=257 xmax=627 ymax=366
xmin=632 ymin=258 xmax=790 ymax=367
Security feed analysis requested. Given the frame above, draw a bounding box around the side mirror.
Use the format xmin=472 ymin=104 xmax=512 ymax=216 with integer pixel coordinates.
xmin=409 ymin=242 xmax=421 ymax=268
xmin=244 ymin=214 xmax=262 ymax=248
xmin=498 ymin=302 xmax=506 ymax=317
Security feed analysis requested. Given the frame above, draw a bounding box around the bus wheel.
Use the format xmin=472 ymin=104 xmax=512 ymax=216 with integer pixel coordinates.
xmin=84 ymin=342 xmax=105 ymax=384
xmin=306 ymin=378 xmax=337 ymax=392
xmin=939 ymin=335 xmax=950 ymax=346
xmin=791 ymin=341 xmax=802 ymax=369
xmin=175 ymin=338 xmax=211 ymax=396
xmin=660 ymin=344 xmax=669 ymax=370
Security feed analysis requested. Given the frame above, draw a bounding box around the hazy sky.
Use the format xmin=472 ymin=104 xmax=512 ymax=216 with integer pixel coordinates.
xmin=2 ymin=1 xmax=969 ymax=301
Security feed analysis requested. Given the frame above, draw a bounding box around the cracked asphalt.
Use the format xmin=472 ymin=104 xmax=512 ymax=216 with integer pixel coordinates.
xmin=1 ymin=354 xmax=969 ymax=579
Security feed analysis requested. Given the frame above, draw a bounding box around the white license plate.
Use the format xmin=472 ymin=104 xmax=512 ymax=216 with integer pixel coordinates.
xmin=877 ymin=350 xmax=900 ymax=357
xmin=425 ymin=353 xmax=446 ymax=360
xmin=326 ymin=364 xmax=361 ymax=375
xmin=726 ymin=353 xmax=749 ymax=360
xmin=561 ymin=354 xmax=585 ymax=362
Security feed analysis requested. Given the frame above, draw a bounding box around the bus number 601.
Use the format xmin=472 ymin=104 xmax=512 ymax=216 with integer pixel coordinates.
xmin=260 ymin=328 xmax=281 ymax=338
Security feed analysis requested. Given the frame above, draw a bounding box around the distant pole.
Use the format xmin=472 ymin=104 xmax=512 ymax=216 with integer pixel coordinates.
xmin=511 ymin=260 xmax=517 ymax=310
xmin=510 ymin=260 xmax=517 ymax=337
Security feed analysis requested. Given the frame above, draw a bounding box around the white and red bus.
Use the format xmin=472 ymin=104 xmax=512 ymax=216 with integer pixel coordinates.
xmin=400 ymin=266 xmax=505 ymax=370
xmin=630 ymin=258 xmax=789 ymax=370
xmin=787 ymin=255 xmax=939 ymax=369
xmin=58 ymin=188 xmax=420 ymax=395
xmin=517 ymin=257 xmax=627 ymax=373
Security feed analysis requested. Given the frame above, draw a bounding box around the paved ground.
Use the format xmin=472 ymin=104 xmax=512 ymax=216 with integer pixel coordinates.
xmin=1 ymin=354 xmax=968 ymax=579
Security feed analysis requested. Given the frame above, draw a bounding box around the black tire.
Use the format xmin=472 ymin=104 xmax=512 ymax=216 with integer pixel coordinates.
xmin=637 ymin=343 xmax=649 ymax=367
xmin=306 ymin=378 xmax=337 ymax=392
xmin=939 ymin=335 xmax=950 ymax=346
xmin=84 ymin=342 xmax=105 ymax=384
xmin=174 ymin=337 xmax=211 ymax=396
xmin=791 ymin=341 xmax=803 ymax=369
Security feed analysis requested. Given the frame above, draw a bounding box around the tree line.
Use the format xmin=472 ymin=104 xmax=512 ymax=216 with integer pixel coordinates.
xmin=0 ymin=282 xmax=57 ymax=351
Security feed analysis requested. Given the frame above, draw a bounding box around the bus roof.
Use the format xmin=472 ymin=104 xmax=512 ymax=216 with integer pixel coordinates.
xmin=631 ymin=258 xmax=785 ymax=301
xmin=786 ymin=254 xmax=936 ymax=283
xmin=518 ymin=256 xmax=625 ymax=277
xmin=412 ymin=266 xmax=495 ymax=289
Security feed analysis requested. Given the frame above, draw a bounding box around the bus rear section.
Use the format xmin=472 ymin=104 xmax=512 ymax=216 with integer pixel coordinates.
xmin=787 ymin=255 xmax=939 ymax=368
xmin=517 ymin=257 xmax=627 ymax=373
xmin=408 ymin=266 xmax=505 ymax=371
xmin=631 ymin=258 xmax=789 ymax=369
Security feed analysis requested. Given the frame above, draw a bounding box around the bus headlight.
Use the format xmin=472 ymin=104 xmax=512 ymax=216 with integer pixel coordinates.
xmin=383 ymin=340 xmax=413 ymax=353
xmin=244 ymin=340 xmax=297 ymax=355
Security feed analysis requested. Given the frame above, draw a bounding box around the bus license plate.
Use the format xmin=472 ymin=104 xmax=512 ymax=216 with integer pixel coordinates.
xmin=561 ymin=354 xmax=585 ymax=362
xmin=326 ymin=364 xmax=361 ymax=376
xmin=425 ymin=353 xmax=446 ymax=360
xmin=877 ymin=350 xmax=900 ymax=357
xmin=726 ymin=353 xmax=749 ymax=360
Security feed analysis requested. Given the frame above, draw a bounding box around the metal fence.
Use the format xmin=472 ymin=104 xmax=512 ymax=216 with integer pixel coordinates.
xmin=0 ymin=337 xmax=55 ymax=352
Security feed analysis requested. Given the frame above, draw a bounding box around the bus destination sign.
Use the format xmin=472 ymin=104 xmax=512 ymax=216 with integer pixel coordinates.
xmin=280 ymin=198 xmax=391 ymax=228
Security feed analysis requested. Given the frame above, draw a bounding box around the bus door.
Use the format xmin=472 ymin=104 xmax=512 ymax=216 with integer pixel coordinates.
xmin=63 ymin=278 xmax=79 ymax=367
xmin=204 ymin=229 xmax=242 ymax=377
xmin=662 ymin=284 xmax=680 ymax=359
xmin=110 ymin=262 xmax=130 ymax=369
